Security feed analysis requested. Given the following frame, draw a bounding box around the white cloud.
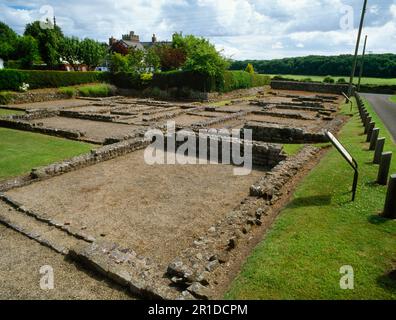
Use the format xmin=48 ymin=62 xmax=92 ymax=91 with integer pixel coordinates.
xmin=0 ymin=0 xmax=395 ymax=59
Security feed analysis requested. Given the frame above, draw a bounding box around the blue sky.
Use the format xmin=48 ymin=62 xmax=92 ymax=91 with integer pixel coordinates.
xmin=1 ymin=0 xmax=395 ymax=60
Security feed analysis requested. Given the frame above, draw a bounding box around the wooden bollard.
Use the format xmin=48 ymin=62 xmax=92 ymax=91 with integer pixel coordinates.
xmin=366 ymin=122 xmax=375 ymax=142
xmin=369 ymin=128 xmax=379 ymax=150
xmin=364 ymin=116 xmax=372 ymax=133
xmin=378 ymin=152 xmax=393 ymax=185
xmin=373 ymin=138 xmax=385 ymax=164
xmin=383 ymin=174 xmax=396 ymax=219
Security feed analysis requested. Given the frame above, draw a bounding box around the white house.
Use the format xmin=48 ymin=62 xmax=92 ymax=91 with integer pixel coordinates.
xmin=0 ymin=58 xmax=4 ymax=69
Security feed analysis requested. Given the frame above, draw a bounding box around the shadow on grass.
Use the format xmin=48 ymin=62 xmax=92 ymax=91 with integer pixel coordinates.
xmin=367 ymin=214 xmax=389 ymax=225
xmin=376 ymin=271 xmax=396 ymax=294
xmin=287 ymin=195 xmax=332 ymax=208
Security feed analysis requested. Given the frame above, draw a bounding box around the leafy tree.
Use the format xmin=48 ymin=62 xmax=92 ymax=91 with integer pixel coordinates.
xmin=172 ymin=33 xmax=229 ymax=78
xmin=24 ymin=21 xmax=64 ymax=68
xmin=15 ymin=36 xmax=40 ymax=68
xmin=79 ymin=38 xmax=106 ymax=70
xmin=127 ymin=48 xmax=145 ymax=73
xmin=245 ymin=63 xmax=254 ymax=74
xmin=110 ymin=53 xmax=130 ymax=73
xmin=144 ymin=47 xmax=161 ymax=72
xmin=155 ymin=45 xmax=186 ymax=71
xmin=0 ymin=22 xmax=18 ymax=60
xmin=60 ymin=37 xmax=81 ymax=70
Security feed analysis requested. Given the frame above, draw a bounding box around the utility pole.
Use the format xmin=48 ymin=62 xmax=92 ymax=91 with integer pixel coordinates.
xmin=357 ymin=35 xmax=368 ymax=92
xmin=347 ymin=0 xmax=368 ymax=97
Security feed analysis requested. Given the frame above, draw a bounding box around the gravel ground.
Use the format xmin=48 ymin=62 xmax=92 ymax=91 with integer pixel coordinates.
xmin=0 ymin=225 xmax=132 ymax=300
xmin=7 ymin=150 xmax=267 ymax=267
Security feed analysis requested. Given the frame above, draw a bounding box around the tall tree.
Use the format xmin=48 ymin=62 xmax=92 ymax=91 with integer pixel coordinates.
xmin=24 ymin=21 xmax=64 ymax=68
xmin=60 ymin=37 xmax=81 ymax=70
xmin=79 ymin=39 xmax=106 ymax=70
xmin=0 ymin=21 xmax=18 ymax=60
xmin=15 ymin=36 xmax=40 ymax=68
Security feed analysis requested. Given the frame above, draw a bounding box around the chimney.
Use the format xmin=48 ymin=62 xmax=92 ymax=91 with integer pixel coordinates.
xmin=152 ymin=34 xmax=157 ymax=44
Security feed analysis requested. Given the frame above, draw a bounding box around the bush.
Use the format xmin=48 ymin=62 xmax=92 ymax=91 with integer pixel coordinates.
xmin=78 ymin=84 xmax=116 ymax=97
xmin=104 ymin=72 xmax=150 ymax=90
xmin=58 ymin=86 xmax=77 ymax=98
xmin=0 ymin=91 xmax=15 ymax=104
xmin=0 ymin=69 xmax=26 ymax=91
xmin=337 ymin=78 xmax=347 ymax=84
xmin=302 ymin=78 xmax=313 ymax=82
xmin=222 ymin=71 xmax=270 ymax=92
xmin=0 ymin=69 xmax=103 ymax=91
xmin=152 ymin=70 xmax=218 ymax=92
xmin=323 ymin=76 xmax=335 ymax=83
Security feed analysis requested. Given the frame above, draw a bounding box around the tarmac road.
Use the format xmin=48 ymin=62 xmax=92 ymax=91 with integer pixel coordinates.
xmin=361 ymin=93 xmax=396 ymax=142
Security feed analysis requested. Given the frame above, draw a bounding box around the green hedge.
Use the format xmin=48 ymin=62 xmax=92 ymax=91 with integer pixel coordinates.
xmin=222 ymin=71 xmax=271 ymax=92
xmin=152 ymin=70 xmax=218 ymax=92
xmin=0 ymin=69 xmax=103 ymax=90
xmin=104 ymin=72 xmax=149 ymax=90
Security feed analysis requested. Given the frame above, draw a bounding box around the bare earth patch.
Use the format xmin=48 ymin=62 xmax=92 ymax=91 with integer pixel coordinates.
xmin=6 ymin=149 xmax=267 ymax=267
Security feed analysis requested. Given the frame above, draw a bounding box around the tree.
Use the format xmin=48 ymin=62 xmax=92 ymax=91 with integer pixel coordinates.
xmin=60 ymin=37 xmax=81 ymax=70
xmin=79 ymin=38 xmax=106 ymax=70
xmin=127 ymin=48 xmax=145 ymax=73
xmin=172 ymin=33 xmax=229 ymax=78
xmin=0 ymin=22 xmax=18 ymax=60
xmin=155 ymin=45 xmax=186 ymax=71
xmin=15 ymin=36 xmax=40 ymax=68
xmin=144 ymin=47 xmax=161 ymax=72
xmin=245 ymin=63 xmax=254 ymax=74
xmin=110 ymin=53 xmax=130 ymax=73
xmin=24 ymin=21 xmax=64 ymax=68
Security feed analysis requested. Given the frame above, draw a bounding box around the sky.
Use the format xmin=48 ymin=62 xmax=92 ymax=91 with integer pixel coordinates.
xmin=1 ymin=0 xmax=396 ymax=60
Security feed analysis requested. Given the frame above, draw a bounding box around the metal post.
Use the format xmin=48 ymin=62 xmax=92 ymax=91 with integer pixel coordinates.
xmin=373 ymin=138 xmax=385 ymax=164
xmin=369 ymin=128 xmax=379 ymax=150
xmin=378 ymin=152 xmax=392 ymax=185
xmin=357 ymin=35 xmax=368 ymax=92
xmin=366 ymin=122 xmax=375 ymax=142
xmin=348 ymin=0 xmax=368 ymax=97
xmin=383 ymin=174 xmax=396 ymax=219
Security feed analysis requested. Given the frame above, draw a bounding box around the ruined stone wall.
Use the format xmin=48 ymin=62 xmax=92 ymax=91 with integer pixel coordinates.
xmin=244 ymin=122 xmax=328 ymax=144
xmin=271 ymin=80 xmax=354 ymax=95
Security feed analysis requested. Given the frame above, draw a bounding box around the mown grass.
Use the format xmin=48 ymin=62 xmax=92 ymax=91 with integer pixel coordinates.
xmin=390 ymin=96 xmax=396 ymax=104
xmin=225 ymin=99 xmax=396 ymax=300
xmin=0 ymin=108 xmax=24 ymax=116
xmin=269 ymin=74 xmax=396 ymax=86
xmin=0 ymin=128 xmax=94 ymax=180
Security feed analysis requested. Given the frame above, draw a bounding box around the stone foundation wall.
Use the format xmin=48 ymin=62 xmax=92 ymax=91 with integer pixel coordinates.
xmin=59 ymin=110 xmax=120 ymax=122
xmin=244 ymin=122 xmax=328 ymax=143
xmin=271 ymin=80 xmax=354 ymax=95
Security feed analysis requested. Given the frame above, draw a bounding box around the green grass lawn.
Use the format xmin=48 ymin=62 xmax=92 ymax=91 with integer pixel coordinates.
xmin=0 ymin=109 xmax=24 ymax=117
xmin=269 ymin=74 xmax=396 ymax=86
xmin=0 ymin=128 xmax=94 ymax=180
xmin=390 ymin=96 xmax=396 ymax=104
xmin=225 ymin=99 xmax=396 ymax=299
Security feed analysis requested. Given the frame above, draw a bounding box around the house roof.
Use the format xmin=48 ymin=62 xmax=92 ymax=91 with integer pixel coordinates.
xmin=121 ymin=40 xmax=144 ymax=50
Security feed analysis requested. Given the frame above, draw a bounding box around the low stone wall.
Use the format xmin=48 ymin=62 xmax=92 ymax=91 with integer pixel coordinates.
xmin=244 ymin=122 xmax=328 ymax=143
xmin=11 ymin=109 xmax=59 ymax=121
xmin=190 ymin=111 xmax=247 ymax=129
xmin=166 ymin=146 xmax=321 ymax=298
xmin=161 ymin=131 xmax=286 ymax=168
xmin=4 ymin=91 xmax=71 ymax=105
xmin=271 ymin=80 xmax=353 ymax=95
xmin=0 ymin=118 xmax=83 ymax=140
xmin=31 ymin=137 xmax=150 ymax=180
xmin=59 ymin=110 xmax=120 ymax=122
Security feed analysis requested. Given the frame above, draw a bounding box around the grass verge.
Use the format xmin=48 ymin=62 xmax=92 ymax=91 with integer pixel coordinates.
xmin=0 ymin=128 xmax=94 ymax=180
xmin=0 ymin=108 xmax=24 ymax=117
xmin=390 ymin=96 xmax=396 ymax=104
xmin=225 ymin=99 xmax=396 ymax=299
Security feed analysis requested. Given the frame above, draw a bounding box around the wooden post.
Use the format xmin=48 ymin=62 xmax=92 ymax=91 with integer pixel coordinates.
xmin=364 ymin=116 xmax=372 ymax=133
xmin=369 ymin=128 xmax=379 ymax=150
xmin=383 ymin=174 xmax=396 ymax=219
xmin=378 ymin=152 xmax=392 ymax=185
xmin=366 ymin=122 xmax=375 ymax=142
xmin=373 ymin=138 xmax=385 ymax=164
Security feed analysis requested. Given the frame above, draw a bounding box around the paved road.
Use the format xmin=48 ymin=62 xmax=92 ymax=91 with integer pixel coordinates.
xmin=361 ymin=93 xmax=396 ymax=142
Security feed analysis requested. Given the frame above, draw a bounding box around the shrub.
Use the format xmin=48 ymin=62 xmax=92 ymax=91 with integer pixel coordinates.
xmin=105 ymin=72 xmax=149 ymax=90
xmin=302 ymin=78 xmax=313 ymax=82
xmin=337 ymin=78 xmax=347 ymax=84
xmin=0 ymin=69 xmax=26 ymax=91
xmin=78 ymin=84 xmax=116 ymax=97
xmin=323 ymin=76 xmax=335 ymax=83
xmin=0 ymin=69 xmax=103 ymax=90
xmin=58 ymin=86 xmax=77 ymax=98
xmin=0 ymin=91 xmax=15 ymax=104
xmin=245 ymin=63 xmax=255 ymax=74
xmin=222 ymin=71 xmax=270 ymax=92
